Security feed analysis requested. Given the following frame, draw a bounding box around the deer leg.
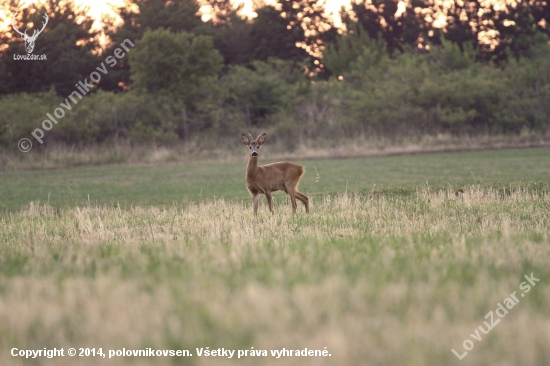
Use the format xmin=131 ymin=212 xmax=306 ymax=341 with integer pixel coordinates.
xmin=287 ymin=190 xmax=298 ymax=213
xmin=295 ymin=191 xmax=309 ymax=213
xmin=253 ymin=194 xmax=259 ymax=216
xmin=265 ymin=192 xmax=274 ymax=214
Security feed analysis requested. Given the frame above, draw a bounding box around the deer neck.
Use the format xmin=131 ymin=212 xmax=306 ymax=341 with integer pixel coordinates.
xmin=246 ymin=155 xmax=259 ymax=179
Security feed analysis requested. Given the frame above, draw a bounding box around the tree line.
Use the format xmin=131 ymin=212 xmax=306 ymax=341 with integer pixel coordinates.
xmin=0 ymin=0 xmax=549 ymax=150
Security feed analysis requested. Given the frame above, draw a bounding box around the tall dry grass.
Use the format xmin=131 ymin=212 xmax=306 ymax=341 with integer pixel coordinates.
xmin=0 ymin=187 xmax=549 ymax=365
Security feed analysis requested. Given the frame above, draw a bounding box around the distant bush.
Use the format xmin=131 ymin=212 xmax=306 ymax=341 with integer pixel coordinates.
xmin=317 ymin=34 xmax=550 ymax=138
xmin=0 ymin=90 xmax=60 ymax=148
xmin=1 ymin=38 xmax=549 ymax=151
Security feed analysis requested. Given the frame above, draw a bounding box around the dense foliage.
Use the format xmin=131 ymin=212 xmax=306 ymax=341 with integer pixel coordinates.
xmin=0 ymin=0 xmax=549 ymax=150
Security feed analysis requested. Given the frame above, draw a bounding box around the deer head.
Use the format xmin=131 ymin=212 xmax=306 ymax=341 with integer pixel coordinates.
xmin=242 ymin=133 xmax=266 ymax=158
xmin=12 ymin=11 xmax=49 ymax=54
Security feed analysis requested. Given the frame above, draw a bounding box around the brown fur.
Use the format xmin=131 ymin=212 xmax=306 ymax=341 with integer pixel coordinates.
xmin=242 ymin=133 xmax=309 ymax=215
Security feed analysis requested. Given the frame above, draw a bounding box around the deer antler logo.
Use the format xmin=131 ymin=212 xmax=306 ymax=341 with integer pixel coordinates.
xmin=12 ymin=11 xmax=49 ymax=54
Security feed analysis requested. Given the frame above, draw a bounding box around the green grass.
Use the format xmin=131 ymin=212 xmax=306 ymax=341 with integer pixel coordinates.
xmin=1 ymin=148 xmax=549 ymax=211
xmin=1 ymin=148 xmax=549 ymax=365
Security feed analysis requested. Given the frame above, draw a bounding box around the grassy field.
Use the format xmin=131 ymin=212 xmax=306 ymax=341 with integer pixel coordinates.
xmin=1 ymin=148 xmax=549 ymax=211
xmin=1 ymin=148 xmax=549 ymax=365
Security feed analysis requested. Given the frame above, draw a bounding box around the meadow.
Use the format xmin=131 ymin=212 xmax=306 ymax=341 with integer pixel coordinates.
xmin=1 ymin=147 xmax=549 ymax=211
xmin=0 ymin=147 xmax=549 ymax=365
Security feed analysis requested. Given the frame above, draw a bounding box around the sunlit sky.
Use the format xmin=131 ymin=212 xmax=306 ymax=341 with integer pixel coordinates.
xmin=4 ymin=0 xmax=352 ymax=31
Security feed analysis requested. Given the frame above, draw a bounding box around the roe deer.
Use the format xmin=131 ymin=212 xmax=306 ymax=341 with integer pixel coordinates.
xmin=242 ymin=133 xmax=309 ymax=215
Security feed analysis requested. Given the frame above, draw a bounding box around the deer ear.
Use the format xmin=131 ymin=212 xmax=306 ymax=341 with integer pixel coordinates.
xmin=257 ymin=133 xmax=266 ymax=145
xmin=242 ymin=134 xmax=250 ymax=145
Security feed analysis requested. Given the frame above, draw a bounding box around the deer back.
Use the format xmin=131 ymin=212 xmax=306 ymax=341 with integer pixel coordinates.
xmin=249 ymin=162 xmax=304 ymax=193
